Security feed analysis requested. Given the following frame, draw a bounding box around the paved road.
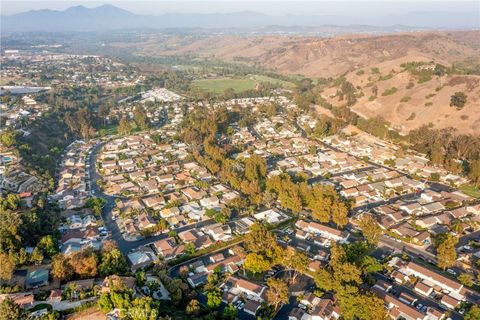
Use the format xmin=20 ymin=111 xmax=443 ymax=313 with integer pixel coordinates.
xmin=86 ymin=107 xmax=224 ymax=254
xmin=88 ymin=140 xmax=250 ymax=254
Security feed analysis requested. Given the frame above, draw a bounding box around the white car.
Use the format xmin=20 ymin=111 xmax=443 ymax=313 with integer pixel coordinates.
xmin=446 ymin=269 xmax=457 ymax=276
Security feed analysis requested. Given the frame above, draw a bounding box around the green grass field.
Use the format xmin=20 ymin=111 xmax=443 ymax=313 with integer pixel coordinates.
xmin=192 ymin=74 xmax=297 ymax=94
xmin=459 ymin=184 xmax=480 ymax=198
xmin=248 ymin=74 xmax=296 ymax=89
xmin=192 ymin=78 xmax=257 ymax=94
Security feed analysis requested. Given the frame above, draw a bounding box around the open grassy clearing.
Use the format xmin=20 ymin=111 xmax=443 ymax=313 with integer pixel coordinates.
xmin=192 ymin=78 xmax=257 ymax=94
xmin=248 ymin=74 xmax=296 ymax=88
xmin=192 ymin=74 xmax=297 ymax=94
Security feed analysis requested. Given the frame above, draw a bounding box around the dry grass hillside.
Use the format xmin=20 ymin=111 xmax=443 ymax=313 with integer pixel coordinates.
xmin=323 ymin=66 xmax=480 ymax=135
xmin=129 ymin=31 xmax=480 ymax=78
xmin=118 ymin=30 xmax=480 ymax=134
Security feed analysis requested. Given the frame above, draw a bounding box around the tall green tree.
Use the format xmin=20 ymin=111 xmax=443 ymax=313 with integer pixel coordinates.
xmin=358 ymin=214 xmax=382 ymax=245
xmin=266 ymin=278 xmax=289 ymax=310
xmin=133 ymin=106 xmax=150 ymax=130
xmin=436 ymin=234 xmax=458 ymax=270
xmin=0 ymin=298 xmax=23 ymax=320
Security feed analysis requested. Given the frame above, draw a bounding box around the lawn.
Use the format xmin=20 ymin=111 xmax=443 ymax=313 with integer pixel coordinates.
xmin=248 ymin=75 xmax=296 ymax=89
xmin=98 ymin=124 xmax=118 ymax=136
xmin=192 ymin=78 xmax=257 ymax=94
xmin=459 ymin=184 xmax=480 ymax=198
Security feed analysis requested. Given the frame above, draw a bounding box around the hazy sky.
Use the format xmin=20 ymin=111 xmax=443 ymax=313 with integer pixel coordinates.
xmin=2 ymin=0 xmax=478 ymax=16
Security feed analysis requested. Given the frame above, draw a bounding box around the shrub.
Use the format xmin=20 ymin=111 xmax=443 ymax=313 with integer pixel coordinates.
xmin=382 ymin=87 xmax=398 ymax=96
xmin=450 ymin=92 xmax=467 ymax=109
xmin=400 ymin=96 xmax=411 ymax=102
xmin=406 ymin=113 xmax=416 ymax=121
xmin=418 ymin=74 xmax=432 ymax=83
xmin=379 ymin=74 xmax=393 ymax=81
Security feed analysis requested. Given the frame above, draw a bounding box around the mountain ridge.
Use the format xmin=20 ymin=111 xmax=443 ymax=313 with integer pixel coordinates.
xmin=2 ymin=4 xmax=478 ymax=33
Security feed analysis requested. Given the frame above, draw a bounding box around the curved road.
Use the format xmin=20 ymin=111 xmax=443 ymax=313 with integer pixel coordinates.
xmin=89 ymin=143 xmax=219 ymax=254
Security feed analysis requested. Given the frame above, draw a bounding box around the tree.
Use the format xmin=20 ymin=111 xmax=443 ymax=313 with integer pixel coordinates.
xmin=30 ymin=246 xmax=44 ymax=264
xmin=360 ymin=256 xmax=383 ymax=274
xmin=0 ymin=194 xmax=20 ymax=211
xmin=468 ymin=160 xmax=480 ymax=187
xmin=436 ymin=234 xmax=458 ymax=270
xmin=244 ymin=253 xmax=271 ymax=274
xmin=133 ymin=106 xmax=150 ymax=130
xmin=69 ymin=248 xmax=98 ymax=278
xmin=97 ymin=293 xmax=114 ymax=313
xmin=342 ymin=292 xmax=388 ymax=320
xmin=0 ymin=252 xmax=15 ymax=281
xmin=244 ymin=224 xmax=277 ymax=256
xmin=331 ymin=201 xmax=349 ymax=228
xmin=358 ymin=214 xmax=382 ymax=245
xmin=85 ymin=197 xmax=106 ymax=216
xmin=99 ymin=243 xmax=128 ymax=276
xmin=186 ymin=299 xmax=200 ymax=316
xmin=281 ymin=247 xmax=308 ymax=283
xmin=464 ymin=305 xmax=480 ymax=320
xmin=38 ymin=235 xmax=58 ymax=258
xmin=223 ymin=303 xmax=238 ymax=320
xmin=118 ymin=117 xmax=132 ymax=135
xmin=0 ymin=298 xmax=23 ymax=320
xmin=206 ymin=288 xmax=222 ymax=309
xmin=129 ymin=297 xmax=158 ymax=320
xmin=266 ymin=278 xmax=289 ymax=310
xmin=457 ymin=273 xmax=474 ymax=287
xmin=0 ymin=130 xmax=17 ymax=148
xmin=51 ymin=254 xmax=73 ymax=281
xmin=450 ymin=92 xmax=467 ymax=109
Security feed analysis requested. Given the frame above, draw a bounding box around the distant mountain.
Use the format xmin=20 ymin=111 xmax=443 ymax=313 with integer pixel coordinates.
xmin=1 ymin=4 xmax=478 ymax=33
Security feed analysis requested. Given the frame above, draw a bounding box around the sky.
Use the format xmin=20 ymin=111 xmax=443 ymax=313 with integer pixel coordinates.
xmin=2 ymin=0 xmax=478 ymax=16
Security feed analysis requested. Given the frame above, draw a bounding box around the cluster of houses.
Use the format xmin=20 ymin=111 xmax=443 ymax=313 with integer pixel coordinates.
xmin=58 ymin=207 xmax=106 ymax=255
xmin=323 ymin=131 xmax=468 ymax=186
xmin=0 ymin=150 xmax=40 ymax=194
xmin=97 ymin=132 xmax=245 ymax=240
xmin=289 ymin=293 xmax=340 ymax=320
xmin=214 ymin=95 xmax=293 ymax=112
xmin=336 ymin=167 xmax=411 ymax=206
xmin=0 ymin=274 xmax=152 ymax=315
xmin=369 ymin=190 xmax=479 ymax=247
xmin=0 ymin=51 xmax=141 ymax=89
xmin=0 ymin=95 xmax=48 ymax=129
xmin=107 ymin=100 xmax=167 ymax=128
xmin=254 ymin=116 xmax=301 ymax=140
xmin=52 ymin=140 xmax=95 ymax=210
xmin=140 ymin=88 xmax=183 ymax=103
xmin=365 ymin=257 xmax=480 ymax=320
xmin=126 ymin=208 xmax=291 ymax=271
xmin=179 ymin=245 xmax=270 ymax=316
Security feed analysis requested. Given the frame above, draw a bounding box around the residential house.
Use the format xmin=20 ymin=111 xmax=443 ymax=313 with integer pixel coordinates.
xmin=153 ymin=237 xmax=185 ymax=260
xmin=296 ymin=220 xmax=349 ymax=243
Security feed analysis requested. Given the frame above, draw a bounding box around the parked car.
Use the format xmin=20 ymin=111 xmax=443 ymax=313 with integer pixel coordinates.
xmin=446 ymin=269 xmax=457 ymax=276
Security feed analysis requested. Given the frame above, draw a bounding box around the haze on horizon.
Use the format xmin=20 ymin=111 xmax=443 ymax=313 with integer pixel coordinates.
xmin=2 ymin=0 xmax=478 ymax=16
